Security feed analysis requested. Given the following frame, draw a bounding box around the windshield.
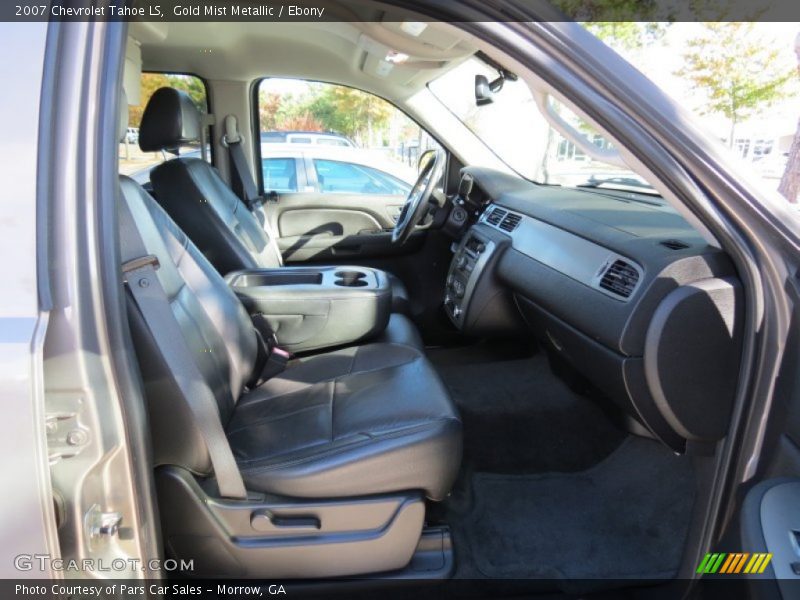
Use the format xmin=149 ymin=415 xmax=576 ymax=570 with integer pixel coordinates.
xmin=428 ymin=56 xmax=654 ymax=193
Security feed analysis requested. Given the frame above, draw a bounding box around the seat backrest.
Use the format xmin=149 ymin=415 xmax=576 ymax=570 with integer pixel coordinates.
xmin=119 ymin=174 xmax=258 ymax=475
xmin=139 ymin=87 xmax=283 ymax=276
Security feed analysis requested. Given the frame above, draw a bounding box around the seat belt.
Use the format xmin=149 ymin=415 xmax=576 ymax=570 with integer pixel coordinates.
xmin=222 ymin=114 xmax=284 ymax=267
xmin=223 ymin=114 xmax=262 ymax=211
xmin=119 ymin=197 xmax=248 ymax=500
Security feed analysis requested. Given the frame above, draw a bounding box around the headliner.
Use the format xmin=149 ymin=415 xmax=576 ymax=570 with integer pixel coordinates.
xmin=131 ymin=19 xmax=476 ymax=103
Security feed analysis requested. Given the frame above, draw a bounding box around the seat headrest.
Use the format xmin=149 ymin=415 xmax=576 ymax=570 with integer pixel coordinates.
xmin=139 ymin=87 xmax=202 ymax=154
xmin=118 ymin=89 xmax=129 ymax=143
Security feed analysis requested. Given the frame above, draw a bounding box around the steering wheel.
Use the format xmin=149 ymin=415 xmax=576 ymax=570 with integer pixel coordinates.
xmin=392 ymin=150 xmax=446 ymax=245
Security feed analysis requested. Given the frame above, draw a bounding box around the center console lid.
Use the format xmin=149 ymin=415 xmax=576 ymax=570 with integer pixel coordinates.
xmin=225 ymin=266 xmax=392 ymax=353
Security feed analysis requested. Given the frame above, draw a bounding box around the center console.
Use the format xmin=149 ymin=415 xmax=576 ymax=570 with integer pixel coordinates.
xmin=225 ymin=266 xmax=392 ymax=353
xmin=444 ymin=225 xmax=514 ymax=333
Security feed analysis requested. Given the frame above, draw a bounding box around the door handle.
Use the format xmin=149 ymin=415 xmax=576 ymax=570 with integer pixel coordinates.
xmin=331 ymin=245 xmax=360 ymax=256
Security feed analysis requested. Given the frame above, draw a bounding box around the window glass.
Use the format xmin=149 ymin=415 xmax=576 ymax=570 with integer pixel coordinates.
xmin=257 ymin=78 xmax=435 ymax=195
xmin=262 ymin=157 xmax=298 ymax=192
xmin=580 ymin=22 xmax=800 ymax=204
xmin=429 ymin=56 xmax=654 ymax=192
xmin=313 ymin=159 xmax=411 ymax=195
xmin=119 ymin=73 xmax=210 ymax=185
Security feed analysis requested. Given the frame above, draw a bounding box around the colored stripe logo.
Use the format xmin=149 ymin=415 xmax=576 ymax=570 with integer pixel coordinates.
xmin=696 ymin=552 xmax=772 ymax=574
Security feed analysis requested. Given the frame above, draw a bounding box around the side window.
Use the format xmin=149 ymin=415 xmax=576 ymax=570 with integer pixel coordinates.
xmin=313 ymin=159 xmax=410 ymax=195
xmin=256 ymin=78 xmax=439 ymax=196
xmin=119 ymin=73 xmax=210 ymax=185
xmin=262 ymin=157 xmax=298 ymax=193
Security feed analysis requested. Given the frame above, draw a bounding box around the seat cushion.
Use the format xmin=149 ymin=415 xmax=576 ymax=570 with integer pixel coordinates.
xmin=226 ymin=343 xmax=462 ymax=500
xmin=376 ymin=313 xmax=424 ymax=351
xmin=387 ymin=272 xmax=410 ymax=314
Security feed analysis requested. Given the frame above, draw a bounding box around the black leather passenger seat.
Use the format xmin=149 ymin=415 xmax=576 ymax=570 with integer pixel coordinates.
xmin=119 ymin=175 xmax=461 ymax=497
xmin=117 ymin=88 xmax=461 ymax=573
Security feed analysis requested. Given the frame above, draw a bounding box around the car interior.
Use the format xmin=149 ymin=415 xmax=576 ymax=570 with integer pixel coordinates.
xmin=112 ymin=16 xmax=745 ymax=594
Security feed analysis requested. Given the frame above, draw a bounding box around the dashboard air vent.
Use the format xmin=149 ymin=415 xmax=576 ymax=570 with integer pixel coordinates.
xmin=499 ymin=212 xmax=522 ymax=232
xmin=486 ymin=207 xmax=506 ymax=226
xmin=599 ymin=259 xmax=640 ymax=299
xmin=660 ymin=239 xmax=690 ymax=250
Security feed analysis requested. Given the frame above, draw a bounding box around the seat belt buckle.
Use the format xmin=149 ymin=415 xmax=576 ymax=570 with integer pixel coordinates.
xmin=272 ymin=347 xmax=293 ymax=361
xmin=259 ymin=346 xmax=292 ymax=381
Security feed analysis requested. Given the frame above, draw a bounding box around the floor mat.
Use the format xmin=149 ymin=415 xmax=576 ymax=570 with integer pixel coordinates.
xmin=448 ymin=437 xmax=696 ymax=586
xmin=432 ymin=351 xmax=626 ymax=473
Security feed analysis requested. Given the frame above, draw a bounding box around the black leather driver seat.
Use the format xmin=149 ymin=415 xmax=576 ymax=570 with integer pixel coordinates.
xmin=139 ymin=87 xmax=410 ymax=313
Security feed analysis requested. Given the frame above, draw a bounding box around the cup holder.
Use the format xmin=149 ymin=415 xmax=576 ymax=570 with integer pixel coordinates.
xmin=334 ymin=270 xmax=369 ymax=287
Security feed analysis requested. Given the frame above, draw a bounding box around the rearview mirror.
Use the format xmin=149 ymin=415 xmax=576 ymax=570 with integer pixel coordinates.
xmin=475 ymin=74 xmax=494 ymax=106
xmin=475 ymin=69 xmax=517 ymax=107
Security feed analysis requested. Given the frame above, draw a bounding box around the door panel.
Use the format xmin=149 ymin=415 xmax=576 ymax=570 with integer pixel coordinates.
xmin=736 ymin=288 xmax=800 ymax=599
xmin=278 ymin=208 xmax=382 ymax=238
xmin=266 ymin=192 xmax=415 ymax=263
xmin=276 ymin=230 xmax=425 ymax=262
xmin=740 ymin=479 xmax=800 ymax=599
xmin=273 ymin=193 xmax=402 ymax=235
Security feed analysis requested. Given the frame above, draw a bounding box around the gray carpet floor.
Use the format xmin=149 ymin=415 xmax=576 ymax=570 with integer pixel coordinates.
xmin=429 ymin=347 xmax=696 ymax=591
xmin=447 ymin=437 xmax=695 ymax=584
xmin=431 ymin=350 xmax=626 ymax=473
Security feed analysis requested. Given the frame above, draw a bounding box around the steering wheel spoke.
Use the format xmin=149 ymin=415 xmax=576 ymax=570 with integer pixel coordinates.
xmin=392 ymin=150 xmax=446 ymax=245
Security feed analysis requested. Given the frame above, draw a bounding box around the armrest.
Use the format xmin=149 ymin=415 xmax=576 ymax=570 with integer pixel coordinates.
xmin=225 ymin=266 xmax=392 ymax=353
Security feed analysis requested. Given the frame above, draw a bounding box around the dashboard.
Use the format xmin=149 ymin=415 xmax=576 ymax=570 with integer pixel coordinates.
xmin=445 ymin=167 xmax=743 ymax=452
